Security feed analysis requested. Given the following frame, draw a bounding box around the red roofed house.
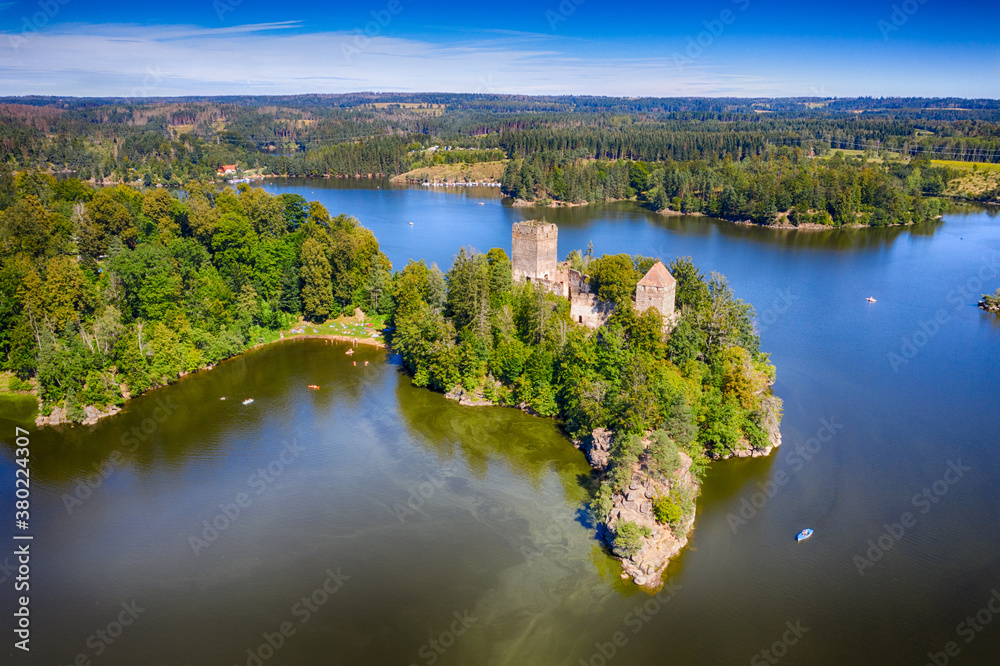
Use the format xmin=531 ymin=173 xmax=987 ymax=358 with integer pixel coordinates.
xmin=218 ymin=164 xmax=237 ymax=175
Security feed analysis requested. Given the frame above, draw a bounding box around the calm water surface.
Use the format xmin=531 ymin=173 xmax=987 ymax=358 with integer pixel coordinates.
xmin=2 ymin=179 xmax=999 ymax=665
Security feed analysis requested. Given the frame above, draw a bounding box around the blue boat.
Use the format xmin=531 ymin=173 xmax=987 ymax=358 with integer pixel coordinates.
xmin=796 ymin=528 xmax=814 ymax=542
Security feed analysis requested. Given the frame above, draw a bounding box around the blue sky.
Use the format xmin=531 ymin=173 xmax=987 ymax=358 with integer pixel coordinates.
xmin=1 ymin=0 xmax=998 ymax=97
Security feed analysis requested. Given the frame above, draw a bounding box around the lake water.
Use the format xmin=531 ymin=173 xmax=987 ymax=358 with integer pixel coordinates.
xmin=2 ymin=179 xmax=999 ymax=665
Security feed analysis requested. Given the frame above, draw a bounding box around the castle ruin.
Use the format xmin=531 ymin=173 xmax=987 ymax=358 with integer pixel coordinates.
xmin=510 ymin=220 xmax=675 ymax=329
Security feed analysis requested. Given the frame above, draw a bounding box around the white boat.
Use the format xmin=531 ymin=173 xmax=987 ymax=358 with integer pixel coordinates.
xmin=796 ymin=528 xmax=814 ymax=542
xmin=866 ymin=297 xmax=876 ymax=303
xmin=408 ymin=221 xmax=414 ymax=226
xmin=242 ymin=398 xmax=254 ymax=405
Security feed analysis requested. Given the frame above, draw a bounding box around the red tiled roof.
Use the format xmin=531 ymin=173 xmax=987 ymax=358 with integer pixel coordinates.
xmin=638 ymin=261 xmax=675 ymax=287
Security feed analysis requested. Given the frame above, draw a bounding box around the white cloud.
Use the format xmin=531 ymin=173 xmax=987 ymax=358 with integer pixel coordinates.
xmin=0 ymin=22 xmax=782 ymax=97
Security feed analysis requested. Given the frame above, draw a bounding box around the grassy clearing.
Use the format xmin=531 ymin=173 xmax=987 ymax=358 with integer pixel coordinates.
xmin=931 ymin=160 xmax=1000 ymax=172
xmin=277 ymin=313 xmax=390 ymax=342
xmin=945 ymin=170 xmax=1000 ymax=199
xmin=390 ymin=160 xmax=507 ymax=183
xmin=0 ymin=371 xmax=34 ymax=394
xmin=821 ymin=148 xmax=905 ymax=163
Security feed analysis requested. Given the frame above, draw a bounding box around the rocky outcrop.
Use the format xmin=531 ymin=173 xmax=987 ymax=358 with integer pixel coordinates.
xmin=34 ymin=406 xmax=68 ymax=427
xmin=444 ymin=386 xmax=494 ymax=407
xmin=601 ymin=449 xmax=698 ymax=589
xmin=81 ymin=405 xmax=122 ymax=425
xmin=582 ymin=430 xmax=700 ymax=589
xmin=581 ymin=427 xmax=613 ymax=470
xmin=34 ymin=404 xmax=121 ymax=427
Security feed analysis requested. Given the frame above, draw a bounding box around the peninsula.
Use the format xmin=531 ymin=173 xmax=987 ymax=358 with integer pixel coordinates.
xmin=389 ymin=220 xmax=782 ymax=586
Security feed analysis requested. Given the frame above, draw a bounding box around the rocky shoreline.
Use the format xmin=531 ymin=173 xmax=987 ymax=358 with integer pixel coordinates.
xmin=443 ymin=383 xmax=781 ymax=588
xmin=580 ymin=427 xmax=780 ymax=588
xmin=579 ymin=428 xmax=699 ymax=588
xmin=979 ymin=291 xmax=1000 ymax=312
xmin=35 ymin=404 xmax=122 ymax=427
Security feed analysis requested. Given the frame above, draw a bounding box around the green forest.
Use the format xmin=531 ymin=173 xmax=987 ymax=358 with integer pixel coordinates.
xmin=1 ymin=165 xmax=781 ymax=550
xmin=0 ymin=170 xmax=391 ymax=421
xmin=1 ymin=169 xmax=780 ymax=486
xmin=387 ymin=244 xmax=782 ymax=521
xmin=500 ymin=150 xmax=953 ymax=226
xmin=2 ymin=94 xmax=999 ymax=204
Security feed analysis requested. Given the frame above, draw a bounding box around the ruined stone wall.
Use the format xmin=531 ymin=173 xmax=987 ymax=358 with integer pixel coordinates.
xmin=570 ymin=293 xmax=614 ymax=329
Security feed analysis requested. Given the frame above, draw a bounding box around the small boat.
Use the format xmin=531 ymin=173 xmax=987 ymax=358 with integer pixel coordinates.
xmin=220 ymin=397 xmax=226 ymax=401
xmin=242 ymin=398 xmax=254 ymax=406
xmin=307 ymin=385 xmax=320 ymax=390
xmin=796 ymin=528 xmax=814 ymax=542
xmin=408 ymin=221 xmax=414 ymax=226
xmin=345 ymin=349 xmax=354 ymax=355
xmin=478 ymin=202 xmax=484 ymax=205
xmin=866 ymin=297 xmax=876 ymax=303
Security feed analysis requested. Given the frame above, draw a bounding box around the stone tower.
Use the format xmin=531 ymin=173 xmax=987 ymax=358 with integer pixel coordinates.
xmin=635 ymin=261 xmax=676 ymax=320
xmin=511 ymin=220 xmax=558 ymax=282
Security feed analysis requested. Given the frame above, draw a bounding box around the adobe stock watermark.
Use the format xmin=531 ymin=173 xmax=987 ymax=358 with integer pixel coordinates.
xmin=807 ymin=84 xmax=835 ymax=97
xmin=386 ymin=463 xmax=458 ymax=524
xmin=545 ymin=0 xmax=585 ymax=31
xmin=130 ymin=66 xmax=165 ymax=98
xmin=877 ymin=0 xmax=930 ymax=40
xmin=750 ymin=619 xmax=810 ymax=665
xmin=340 ymin=0 xmax=406 ymax=62
xmin=853 ymin=459 xmax=969 ymax=576
xmin=59 ymin=599 xmax=145 ymax=665
xmin=474 ymin=73 xmax=500 ymax=95
xmin=727 ymin=417 xmax=842 ymax=534
xmin=407 ymin=609 xmax=478 ymax=666
xmin=578 ymin=581 xmax=681 ymax=666
xmin=756 ymin=288 xmax=799 ymax=335
xmin=888 ymin=249 xmax=999 ymax=372
xmin=5 ymin=0 xmax=71 ymax=50
xmin=923 ymin=588 xmax=1000 ymax=666
xmin=234 ymin=567 xmax=349 ymax=666
xmin=63 ymin=395 xmax=179 ymax=514
xmin=188 ymin=438 xmax=306 ymax=556
xmin=672 ymin=0 xmax=751 ymax=72
xmin=214 ymin=0 xmax=242 ymax=21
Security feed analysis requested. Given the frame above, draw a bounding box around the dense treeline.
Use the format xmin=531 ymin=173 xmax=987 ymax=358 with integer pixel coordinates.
xmin=501 ymin=149 xmax=953 ymax=226
xmin=387 ymin=245 xmax=782 ymax=492
xmin=0 ymin=171 xmax=390 ymax=420
xmin=2 ymin=94 xmax=1000 ymax=189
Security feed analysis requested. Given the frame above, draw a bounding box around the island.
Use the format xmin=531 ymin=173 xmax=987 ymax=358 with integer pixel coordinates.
xmin=980 ymin=289 xmax=1000 ymax=312
xmin=388 ymin=220 xmax=782 ymax=586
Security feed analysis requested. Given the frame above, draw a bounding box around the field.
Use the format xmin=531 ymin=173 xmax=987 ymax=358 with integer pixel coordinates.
xmin=390 ymin=160 xmax=507 ymax=183
xmin=369 ymin=102 xmax=445 ymax=116
xmin=930 ymin=159 xmax=1000 ymax=172
xmin=944 ymin=168 xmax=1000 ymax=199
